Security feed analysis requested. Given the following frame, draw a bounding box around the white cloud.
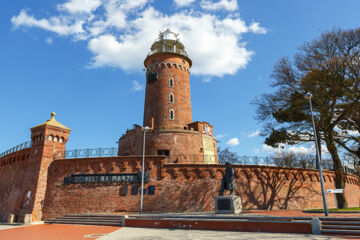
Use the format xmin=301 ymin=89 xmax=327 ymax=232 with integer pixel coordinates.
xmin=261 ymin=143 xmax=330 ymax=156
xmin=202 ymin=76 xmax=212 ymax=83
xmin=226 ymin=137 xmax=240 ymax=146
xmin=249 ymin=22 xmax=267 ymax=34
xmin=11 ymin=10 xmax=85 ymax=36
xmin=288 ymin=146 xmax=309 ymax=154
xmin=11 ymin=1 xmax=266 ymax=77
xmin=309 ymin=144 xmax=330 ymax=155
xmin=46 ymin=37 xmax=53 ymax=44
xmin=132 ymin=80 xmax=144 ymax=91
xmin=248 ymin=130 xmax=260 ymax=138
xmin=57 ymin=0 xmax=102 ymax=13
xmin=215 ymin=134 xmax=227 ymax=139
xmin=200 ymin=0 xmax=238 ymax=11
xmin=346 ymin=130 xmax=360 ymax=136
xmin=86 ymin=8 xmax=257 ymax=76
xmin=334 ymin=127 xmax=360 ymax=138
xmin=262 ymin=144 xmax=280 ymax=153
xmin=262 ymin=144 xmax=310 ymax=155
xmin=88 ymin=34 xmax=144 ymax=70
xmin=174 ymin=0 xmax=196 ymax=7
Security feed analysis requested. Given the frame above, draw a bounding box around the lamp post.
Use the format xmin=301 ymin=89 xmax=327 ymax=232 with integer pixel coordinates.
xmin=140 ymin=126 xmax=150 ymax=215
xmin=305 ymin=92 xmax=329 ymax=216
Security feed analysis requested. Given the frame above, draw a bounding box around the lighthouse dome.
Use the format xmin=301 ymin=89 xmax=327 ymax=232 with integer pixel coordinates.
xmin=147 ymin=29 xmax=189 ymax=58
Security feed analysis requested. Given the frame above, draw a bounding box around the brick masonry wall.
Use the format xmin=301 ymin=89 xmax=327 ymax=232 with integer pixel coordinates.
xmin=42 ymin=156 xmax=165 ymax=219
xmin=144 ymin=53 xmax=192 ymax=129
xmin=0 ymin=124 xmax=70 ymax=222
xmin=42 ymin=156 xmax=360 ymax=220
xmin=0 ymin=148 xmax=31 ymax=222
xmin=118 ymin=128 xmax=218 ymax=164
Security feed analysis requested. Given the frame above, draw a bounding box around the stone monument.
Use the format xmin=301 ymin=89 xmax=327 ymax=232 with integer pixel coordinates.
xmin=215 ymin=162 xmax=242 ymax=214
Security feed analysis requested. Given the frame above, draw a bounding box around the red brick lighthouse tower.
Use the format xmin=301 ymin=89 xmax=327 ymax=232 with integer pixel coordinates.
xmin=143 ymin=29 xmax=192 ymax=130
xmin=118 ymin=29 xmax=218 ymax=164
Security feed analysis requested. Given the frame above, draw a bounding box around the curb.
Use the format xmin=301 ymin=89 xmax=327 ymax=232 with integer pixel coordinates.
xmin=303 ymin=210 xmax=360 ymax=214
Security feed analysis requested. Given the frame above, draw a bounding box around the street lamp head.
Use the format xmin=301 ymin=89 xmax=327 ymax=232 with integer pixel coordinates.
xmin=304 ymin=92 xmax=313 ymax=100
xmin=142 ymin=126 xmax=151 ymax=131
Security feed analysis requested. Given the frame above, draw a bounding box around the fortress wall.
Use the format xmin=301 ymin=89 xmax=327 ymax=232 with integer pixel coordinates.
xmin=156 ymin=164 xmax=359 ymax=212
xmin=42 ymin=156 xmax=165 ymax=219
xmin=0 ymin=148 xmax=32 ymax=222
xmin=42 ymin=156 xmax=360 ymax=219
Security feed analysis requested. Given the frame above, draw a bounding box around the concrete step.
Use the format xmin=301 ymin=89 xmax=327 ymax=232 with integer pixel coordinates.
xmin=320 ymin=221 xmax=360 ymax=225
xmin=55 ymin=217 xmax=124 ymax=221
xmin=321 ymin=229 xmax=360 ymax=236
xmin=65 ymin=214 xmax=125 ymax=218
xmin=319 ymin=217 xmax=360 ymax=221
xmin=322 ymin=225 xmax=360 ymax=230
xmin=44 ymin=214 xmax=125 ymax=227
xmin=45 ymin=220 xmax=121 ymax=226
xmin=46 ymin=218 xmax=122 ymax=223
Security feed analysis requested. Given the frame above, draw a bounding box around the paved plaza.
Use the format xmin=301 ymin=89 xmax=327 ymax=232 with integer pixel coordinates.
xmin=0 ymin=224 xmax=355 ymax=240
xmin=98 ymin=227 xmax=345 ymax=240
xmin=0 ymin=224 xmax=120 ymax=240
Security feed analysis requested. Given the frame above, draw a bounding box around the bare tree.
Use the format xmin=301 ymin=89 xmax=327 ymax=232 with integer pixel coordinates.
xmin=271 ymin=150 xmax=316 ymax=169
xmin=253 ymin=28 xmax=360 ymax=208
xmin=217 ymin=147 xmax=239 ymax=164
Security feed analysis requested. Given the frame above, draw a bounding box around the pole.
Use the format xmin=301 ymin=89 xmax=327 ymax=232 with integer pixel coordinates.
xmin=140 ymin=126 xmax=149 ymax=214
xmin=307 ymin=93 xmax=329 ymax=216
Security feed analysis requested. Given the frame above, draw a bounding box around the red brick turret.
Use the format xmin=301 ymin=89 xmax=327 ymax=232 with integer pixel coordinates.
xmin=26 ymin=112 xmax=70 ymax=221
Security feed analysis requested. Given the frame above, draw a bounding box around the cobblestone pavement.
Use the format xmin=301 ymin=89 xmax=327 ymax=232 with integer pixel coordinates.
xmin=98 ymin=227 xmax=345 ymax=240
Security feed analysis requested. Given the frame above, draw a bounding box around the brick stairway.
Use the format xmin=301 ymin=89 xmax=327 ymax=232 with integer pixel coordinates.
xmin=44 ymin=215 xmax=125 ymax=226
xmin=320 ymin=217 xmax=360 ymax=237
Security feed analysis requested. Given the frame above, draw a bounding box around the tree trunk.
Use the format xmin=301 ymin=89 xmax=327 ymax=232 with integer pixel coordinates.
xmin=325 ymin=132 xmax=348 ymax=209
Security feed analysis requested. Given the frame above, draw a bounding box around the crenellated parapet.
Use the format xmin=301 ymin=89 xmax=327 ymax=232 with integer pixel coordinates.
xmin=159 ymin=164 xmax=359 ymax=185
xmin=146 ymin=61 xmax=190 ymax=73
xmin=0 ymin=148 xmax=31 ymax=167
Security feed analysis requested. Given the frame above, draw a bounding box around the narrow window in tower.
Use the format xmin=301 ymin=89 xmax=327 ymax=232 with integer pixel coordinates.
xmin=169 ymin=78 xmax=174 ymax=87
xmin=169 ymin=110 xmax=174 ymax=120
xmin=169 ymin=93 xmax=174 ymax=103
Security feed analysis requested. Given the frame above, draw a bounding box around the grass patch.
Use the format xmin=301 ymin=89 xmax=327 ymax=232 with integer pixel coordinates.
xmin=307 ymin=207 xmax=360 ymax=212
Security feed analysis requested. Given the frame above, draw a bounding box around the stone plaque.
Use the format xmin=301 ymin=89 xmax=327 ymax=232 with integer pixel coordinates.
xmin=217 ymin=198 xmax=231 ymax=210
xmin=202 ymin=135 xmax=215 ymax=164
xmin=63 ymin=171 xmax=150 ymax=186
xmin=131 ymin=185 xmax=139 ymax=195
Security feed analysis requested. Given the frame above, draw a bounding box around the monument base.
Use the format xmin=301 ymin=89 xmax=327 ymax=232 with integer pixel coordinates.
xmin=215 ymin=196 xmax=242 ymax=214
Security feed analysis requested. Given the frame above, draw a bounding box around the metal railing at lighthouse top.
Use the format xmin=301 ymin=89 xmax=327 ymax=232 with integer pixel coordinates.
xmin=147 ymin=48 xmax=188 ymax=57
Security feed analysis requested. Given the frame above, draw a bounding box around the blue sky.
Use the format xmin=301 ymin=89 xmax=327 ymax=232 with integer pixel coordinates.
xmin=1 ymin=0 xmax=360 ymax=157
